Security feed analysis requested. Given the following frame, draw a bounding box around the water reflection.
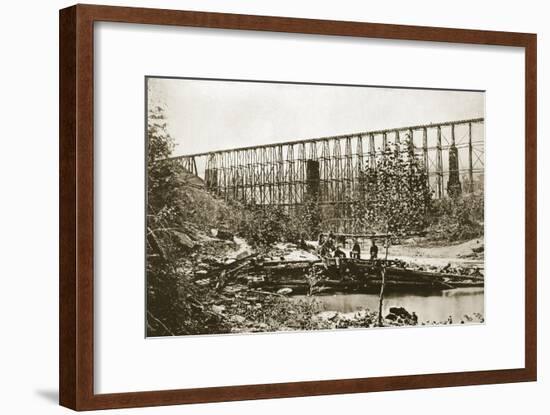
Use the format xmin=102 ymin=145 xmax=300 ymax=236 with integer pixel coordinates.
xmin=296 ymin=288 xmax=484 ymax=324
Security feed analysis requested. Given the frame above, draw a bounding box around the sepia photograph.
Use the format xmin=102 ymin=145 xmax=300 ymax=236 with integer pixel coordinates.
xmin=145 ymin=77 xmax=485 ymax=337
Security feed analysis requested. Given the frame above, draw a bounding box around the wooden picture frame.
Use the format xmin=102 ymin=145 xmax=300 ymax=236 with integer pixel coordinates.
xmin=59 ymin=4 xmax=537 ymax=410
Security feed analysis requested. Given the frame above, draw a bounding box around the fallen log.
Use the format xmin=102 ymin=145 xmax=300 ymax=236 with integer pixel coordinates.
xmin=262 ymin=259 xmax=321 ymax=265
xmin=386 ymin=267 xmax=484 ymax=282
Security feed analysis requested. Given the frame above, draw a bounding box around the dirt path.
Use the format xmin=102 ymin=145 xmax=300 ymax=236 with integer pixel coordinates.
xmin=390 ymin=238 xmax=484 ymax=258
xmin=387 ymin=238 xmax=484 ymax=268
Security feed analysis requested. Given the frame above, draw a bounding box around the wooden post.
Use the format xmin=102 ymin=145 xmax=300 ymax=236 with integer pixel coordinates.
xmin=468 ymin=122 xmax=474 ymax=192
xmin=321 ymin=139 xmax=330 ymax=204
xmin=451 ymin=124 xmax=456 ymax=145
xmin=356 ymin=134 xmax=364 ymax=174
xmin=422 ymin=127 xmax=429 ymax=187
xmin=369 ymin=133 xmax=375 ymax=169
xmin=260 ymin=148 xmax=267 ymax=204
xmin=345 ymin=136 xmax=353 ymax=190
xmin=436 ymin=126 xmax=443 ymax=198
xmin=333 ymin=139 xmax=342 ymax=231
xmin=287 ymin=144 xmax=294 ymax=207
xmin=298 ymin=142 xmax=305 ymax=203
xmin=377 ymin=265 xmax=386 ymax=327
xmin=408 ymin=128 xmax=414 ymax=157
xmin=395 ymin=130 xmax=400 ymax=152
xmin=270 ymin=147 xmax=277 ymax=204
xmin=378 ymin=226 xmax=390 ymax=327
xmin=239 ymin=150 xmax=245 ymax=204
xmin=277 ymin=145 xmax=283 ymax=205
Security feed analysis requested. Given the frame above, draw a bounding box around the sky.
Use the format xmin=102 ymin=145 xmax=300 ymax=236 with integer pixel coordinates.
xmin=147 ymin=77 xmax=485 ymax=157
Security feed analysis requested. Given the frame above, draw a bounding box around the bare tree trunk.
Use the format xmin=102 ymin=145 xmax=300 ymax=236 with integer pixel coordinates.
xmin=377 ymin=232 xmax=390 ymax=327
xmin=377 ymin=266 xmax=386 ymax=326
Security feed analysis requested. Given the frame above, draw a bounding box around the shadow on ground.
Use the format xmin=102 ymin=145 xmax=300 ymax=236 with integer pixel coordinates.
xmin=35 ymin=389 xmax=58 ymax=405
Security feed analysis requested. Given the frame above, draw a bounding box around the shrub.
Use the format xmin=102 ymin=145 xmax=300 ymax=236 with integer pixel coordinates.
xmin=428 ymin=193 xmax=484 ymax=241
xmin=237 ymin=205 xmax=300 ymax=248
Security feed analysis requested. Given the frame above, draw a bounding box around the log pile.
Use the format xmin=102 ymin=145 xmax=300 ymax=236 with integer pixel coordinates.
xmin=187 ymin=238 xmax=484 ymax=297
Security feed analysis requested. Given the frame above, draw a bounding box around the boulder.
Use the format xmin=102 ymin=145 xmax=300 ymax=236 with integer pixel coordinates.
xmin=217 ymin=229 xmax=234 ymax=241
xmin=388 ymin=307 xmax=412 ymax=320
xmin=385 ymin=313 xmax=398 ymax=321
xmin=172 ymin=230 xmax=196 ymax=250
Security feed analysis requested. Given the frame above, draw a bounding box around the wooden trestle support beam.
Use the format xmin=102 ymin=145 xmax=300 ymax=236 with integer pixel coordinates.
xmin=170 ymin=118 xmax=484 ymax=233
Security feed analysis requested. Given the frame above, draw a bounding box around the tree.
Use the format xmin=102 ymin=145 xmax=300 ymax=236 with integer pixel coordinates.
xmin=362 ymin=138 xmax=432 ymax=235
xmin=360 ymin=137 xmax=433 ymax=325
xmin=297 ymin=196 xmax=322 ymax=240
xmin=146 ymin=105 xmax=227 ymax=335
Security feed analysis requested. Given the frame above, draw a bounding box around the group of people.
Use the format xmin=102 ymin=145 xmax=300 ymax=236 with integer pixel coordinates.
xmin=317 ymin=232 xmax=379 ymax=260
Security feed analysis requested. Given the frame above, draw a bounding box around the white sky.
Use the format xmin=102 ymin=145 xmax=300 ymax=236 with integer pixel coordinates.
xmin=147 ymin=77 xmax=484 ymax=157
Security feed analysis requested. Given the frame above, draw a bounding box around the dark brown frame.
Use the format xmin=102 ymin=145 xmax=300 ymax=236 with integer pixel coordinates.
xmin=59 ymin=4 xmax=537 ymax=411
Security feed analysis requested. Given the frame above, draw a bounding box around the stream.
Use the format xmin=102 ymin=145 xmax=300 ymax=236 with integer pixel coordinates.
xmin=295 ymin=287 xmax=484 ymax=323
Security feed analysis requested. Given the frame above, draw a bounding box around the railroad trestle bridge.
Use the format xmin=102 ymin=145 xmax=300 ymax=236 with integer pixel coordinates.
xmin=170 ymin=118 xmax=484 ymax=232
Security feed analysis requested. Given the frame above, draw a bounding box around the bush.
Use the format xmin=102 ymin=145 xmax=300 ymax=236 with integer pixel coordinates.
xmin=428 ymin=193 xmax=484 ymax=241
xmin=237 ymin=205 xmax=300 ymax=248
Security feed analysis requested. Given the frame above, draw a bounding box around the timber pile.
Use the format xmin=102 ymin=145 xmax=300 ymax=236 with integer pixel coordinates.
xmin=245 ymin=256 xmax=484 ymax=295
xmin=189 ymin=242 xmax=484 ymax=296
xmin=197 ymin=258 xmax=484 ymax=296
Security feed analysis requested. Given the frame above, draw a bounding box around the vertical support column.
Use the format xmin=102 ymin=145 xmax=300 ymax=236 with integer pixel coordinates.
xmin=204 ymin=156 xmax=210 ymax=189
xmin=242 ymin=150 xmax=248 ymax=204
xmin=235 ymin=151 xmax=240 ymax=200
xmin=395 ymin=130 xmax=400 ymax=152
xmin=230 ymin=152 xmax=235 ymax=200
xmin=344 ymin=136 xmax=353 ymax=189
xmin=256 ymin=149 xmax=261 ymax=203
xmin=422 ymin=127 xmax=429 ymax=188
xmin=270 ymin=146 xmax=277 ymax=205
xmin=214 ymin=154 xmax=220 ymax=195
xmin=277 ymin=145 xmax=284 ymax=206
xmin=436 ymin=126 xmax=443 ymax=198
xmin=221 ymin=153 xmax=227 ymax=200
xmin=224 ymin=152 xmax=230 ymax=200
xmin=298 ymin=142 xmax=306 ymax=204
xmin=227 ymin=151 xmax=233 ymax=200
xmin=356 ymin=136 xmax=364 ymax=221
xmin=369 ymin=133 xmax=375 ymax=169
xmin=451 ymin=124 xmax=456 ymax=145
xmin=191 ymin=157 xmax=197 ymax=176
xmin=248 ymin=149 xmax=255 ymax=204
xmin=259 ymin=148 xmax=265 ymax=205
xmin=247 ymin=150 xmax=253 ymax=204
xmin=447 ymin=123 xmax=461 ymax=198
xmin=355 ymin=135 xmax=365 ymax=233
xmin=205 ymin=153 xmax=216 ymax=192
xmin=344 ymin=136 xmax=353 ymax=233
xmin=309 ymin=141 xmax=318 ymax=160
xmin=356 ymin=135 xmax=364 ymax=175
xmin=234 ymin=151 xmax=239 ymax=200
xmin=321 ymin=139 xmax=330 ymax=204
xmin=242 ymin=151 xmax=245 ymax=202
xmin=238 ymin=150 xmax=245 ymax=204
xmin=332 ymin=139 xmax=342 ymax=232
xmin=468 ymin=122 xmax=474 ymax=193
xmin=287 ymin=144 xmax=295 ymax=208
